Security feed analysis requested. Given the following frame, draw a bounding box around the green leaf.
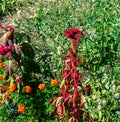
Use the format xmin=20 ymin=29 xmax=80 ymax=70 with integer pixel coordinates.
xmin=21 ymin=42 xmax=35 ymax=59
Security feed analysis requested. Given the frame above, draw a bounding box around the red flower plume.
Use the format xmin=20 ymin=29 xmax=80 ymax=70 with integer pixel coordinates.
xmin=65 ymin=28 xmax=83 ymax=54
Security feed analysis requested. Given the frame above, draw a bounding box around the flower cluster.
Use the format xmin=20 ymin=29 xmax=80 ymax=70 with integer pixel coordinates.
xmin=0 ymin=83 xmax=16 ymax=104
xmin=0 ymin=44 xmax=13 ymax=57
xmin=50 ymin=28 xmax=92 ymax=121
xmin=0 ymin=25 xmax=59 ymax=118
xmin=0 ymin=25 xmax=14 ymax=58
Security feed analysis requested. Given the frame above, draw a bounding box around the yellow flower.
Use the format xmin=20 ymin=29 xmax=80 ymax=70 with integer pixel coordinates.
xmin=51 ymin=79 xmax=58 ymax=86
xmin=38 ymin=83 xmax=45 ymax=90
xmin=79 ymin=58 xmax=85 ymax=64
xmin=9 ymin=84 xmax=16 ymax=91
xmin=18 ymin=104 xmax=26 ymax=113
xmin=24 ymin=86 xmax=32 ymax=93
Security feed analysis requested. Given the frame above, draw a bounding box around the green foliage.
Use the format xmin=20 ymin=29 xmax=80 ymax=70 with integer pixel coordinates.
xmin=0 ymin=0 xmax=32 ymax=15
xmin=0 ymin=0 xmax=120 ymax=121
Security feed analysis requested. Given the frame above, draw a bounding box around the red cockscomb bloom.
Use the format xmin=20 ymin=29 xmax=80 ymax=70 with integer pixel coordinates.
xmin=65 ymin=28 xmax=83 ymax=54
xmin=65 ymin=28 xmax=82 ymax=39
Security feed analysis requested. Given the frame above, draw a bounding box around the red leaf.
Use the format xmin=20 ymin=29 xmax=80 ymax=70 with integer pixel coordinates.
xmin=54 ymin=104 xmax=64 ymax=119
xmin=13 ymin=43 xmax=21 ymax=56
xmin=85 ymin=85 xmax=91 ymax=95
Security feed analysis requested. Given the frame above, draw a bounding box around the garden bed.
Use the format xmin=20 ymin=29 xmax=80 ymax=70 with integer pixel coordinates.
xmin=0 ymin=0 xmax=120 ymax=122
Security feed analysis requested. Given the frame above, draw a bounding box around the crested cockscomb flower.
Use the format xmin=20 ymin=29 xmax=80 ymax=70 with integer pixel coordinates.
xmin=65 ymin=28 xmax=83 ymax=54
xmin=65 ymin=28 xmax=82 ymax=39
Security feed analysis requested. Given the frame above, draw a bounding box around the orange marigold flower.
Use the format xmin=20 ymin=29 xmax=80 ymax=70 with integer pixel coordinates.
xmin=18 ymin=104 xmax=26 ymax=113
xmin=38 ymin=83 xmax=45 ymax=90
xmin=24 ymin=86 xmax=32 ymax=93
xmin=79 ymin=58 xmax=85 ymax=64
xmin=0 ymin=75 xmax=4 ymax=80
xmin=51 ymin=79 xmax=58 ymax=86
xmin=2 ymin=90 xmax=11 ymax=102
xmin=9 ymin=84 xmax=16 ymax=91
xmin=0 ymin=86 xmax=3 ymax=92
xmin=2 ymin=94 xmax=8 ymax=101
xmin=5 ymin=90 xmax=12 ymax=95
xmin=0 ymin=62 xmax=4 ymax=68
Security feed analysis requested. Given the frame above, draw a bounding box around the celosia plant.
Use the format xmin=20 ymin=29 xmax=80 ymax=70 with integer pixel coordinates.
xmin=50 ymin=28 xmax=92 ymax=122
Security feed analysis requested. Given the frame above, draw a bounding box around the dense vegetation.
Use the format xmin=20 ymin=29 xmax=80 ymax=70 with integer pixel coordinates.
xmin=0 ymin=0 xmax=120 ymax=122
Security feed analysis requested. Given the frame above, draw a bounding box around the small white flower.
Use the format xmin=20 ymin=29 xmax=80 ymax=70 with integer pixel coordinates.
xmin=110 ymin=85 xmax=116 ymax=93
xmin=114 ymin=93 xmax=120 ymax=99
xmin=98 ymin=105 xmax=101 ymax=110
xmin=92 ymin=95 xmax=96 ymax=100
xmin=97 ymin=99 xmax=102 ymax=104
xmin=102 ymin=99 xmax=107 ymax=106
xmin=116 ymin=111 xmax=120 ymax=115
xmin=105 ymin=83 xmax=110 ymax=90
xmin=102 ymin=90 xmax=106 ymax=94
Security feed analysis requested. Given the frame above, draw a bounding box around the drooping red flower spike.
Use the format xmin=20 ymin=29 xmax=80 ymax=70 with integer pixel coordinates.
xmin=65 ymin=28 xmax=83 ymax=54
